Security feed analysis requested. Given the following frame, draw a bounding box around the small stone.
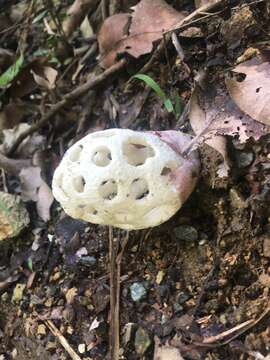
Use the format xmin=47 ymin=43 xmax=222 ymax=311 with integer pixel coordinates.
xmin=134 ymin=327 xmax=151 ymax=355
xmin=263 ymin=236 xmax=270 ymax=257
xmin=176 ymin=292 xmax=190 ymax=304
xmin=219 ymin=314 xmax=227 ymax=325
xmin=0 ymin=192 xmax=29 ymax=241
xmin=229 ymin=188 xmax=247 ymax=209
xmin=174 ymin=225 xmax=198 ymax=241
xmin=259 ymin=273 xmax=270 ymax=287
xmin=46 ymin=341 xmax=57 ymax=350
xmin=78 ymin=344 xmax=86 ymax=354
xmin=12 ymin=283 xmax=26 ymax=303
xmin=156 ymin=270 xmax=165 ymax=284
xmin=37 ymin=324 xmax=46 ymax=335
xmin=123 ymin=323 xmax=136 ymax=345
xmin=79 ymin=255 xmax=96 ymax=267
xmin=235 ymin=151 xmax=254 ymax=168
xmin=63 ymin=305 xmax=75 ymax=322
xmin=130 ymin=282 xmax=146 ymax=302
xmin=173 ymin=302 xmax=183 ymax=314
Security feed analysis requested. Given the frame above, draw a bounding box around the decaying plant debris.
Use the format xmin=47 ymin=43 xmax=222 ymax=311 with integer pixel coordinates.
xmin=0 ymin=0 xmax=270 ymax=359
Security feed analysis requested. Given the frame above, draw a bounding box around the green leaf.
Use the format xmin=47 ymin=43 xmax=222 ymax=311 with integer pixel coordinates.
xmin=32 ymin=9 xmax=48 ymax=24
xmin=0 ymin=54 xmax=24 ymax=88
xmin=132 ymin=73 xmax=175 ymax=113
xmin=174 ymin=93 xmax=183 ymax=117
xmin=27 ymin=257 xmax=33 ymax=272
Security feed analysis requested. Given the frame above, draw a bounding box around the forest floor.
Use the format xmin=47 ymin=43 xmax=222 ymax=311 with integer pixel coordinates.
xmin=0 ymin=0 xmax=270 ymax=359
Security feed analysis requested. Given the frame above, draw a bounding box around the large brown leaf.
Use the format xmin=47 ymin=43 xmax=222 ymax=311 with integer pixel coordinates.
xmin=226 ymin=56 xmax=270 ymax=126
xmin=98 ymin=0 xmax=185 ymax=68
xmin=189 ymin=84 xmax=268 ymax=177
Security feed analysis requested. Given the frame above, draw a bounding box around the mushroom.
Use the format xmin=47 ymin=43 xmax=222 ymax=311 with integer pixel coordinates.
xmin=52 ymin=128 xmax=200 ymax=230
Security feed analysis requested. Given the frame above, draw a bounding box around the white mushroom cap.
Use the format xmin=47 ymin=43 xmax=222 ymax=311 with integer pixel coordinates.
xmin=52 ymin=129 xmax=199 ymax=230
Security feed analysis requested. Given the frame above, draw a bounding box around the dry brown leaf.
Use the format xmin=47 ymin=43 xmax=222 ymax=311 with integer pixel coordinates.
xmin=19 ymin=166 xmax=54 ymax=222
xmin=189 ymin=85 xmax=268 ymax=177
xmin=226 ymin=56 xmax=270 ymax=126
xmin=0 ymin=101 xmax=26 ymax=131
xmin=63 ymin=0 xmax=99 ymax=37
xmin=98 ymin=13 xmax=130 ymax=69
xmin=98 ymin=0 xmax=185 ymax=68
xmin=32 ymin=66 xmax=58 ymax=90
xmin=220 ymin=6 xmax=256 ymax=48
xmin=0 ymin=123 xmax=45 ymax=157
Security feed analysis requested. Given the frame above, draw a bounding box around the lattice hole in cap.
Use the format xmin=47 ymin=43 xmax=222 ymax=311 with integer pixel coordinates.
xmin=160 ymin=161 xmax=179 ymax=176
xmin=99 ymin=179 xmax=118 ymax=200
xmin=123 ymin=138 xmax=155 ymax=166
xmin=69 ymin=145 xmax=83 ymax=162
xmin=92 ymin=146 xmax=112 ymax=167
xmin=73 ymin=175 xmax=86 ymax=193
xmin=130 ymin=178 xmax=149 ymax=200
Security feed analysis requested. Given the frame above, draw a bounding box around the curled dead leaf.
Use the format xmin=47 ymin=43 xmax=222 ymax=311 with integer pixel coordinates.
xmin=226 ymin=56 xmax=270 ymax=126
xmin=0 ymin=123 xmax=45 ymax=157
xmin=19 ymin=166 xmax=54 ymax=222
xmin=32 ymin=66 xmax=58 ymax=90
xmin=189 ymin=84 xmax=268 ymax=177
xmin=98 ymin=0 xmax=185 ymax=68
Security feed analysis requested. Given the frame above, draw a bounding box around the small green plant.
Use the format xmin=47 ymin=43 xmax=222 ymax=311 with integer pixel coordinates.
xmin=132 ymin=73 xmax=182 ymax=117
xmin=0 ymin=54 xmax=24 ymax=88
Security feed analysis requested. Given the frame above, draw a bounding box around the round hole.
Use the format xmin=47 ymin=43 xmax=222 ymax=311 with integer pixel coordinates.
xmin=73 ymin=175 xmax=85 ymax=193
xmin=69 ymin=145 xmax=83 ymax=162
xmin=122 ymin=138 xmax=155 ymax=166
xmin=92 ymin=146 xmax=112 ymax=167
xmin=99 ymin=179 xmax=118 ymax=200
xmin=160 ymin=161 xmax=178 ymax=176
xmin=130 ymin=178 xmax=149 ymax=200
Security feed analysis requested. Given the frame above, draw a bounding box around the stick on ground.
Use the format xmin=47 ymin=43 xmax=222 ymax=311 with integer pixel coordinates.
xmin=6 ymin=59 xmax=126 ymax=156
xmin=44 ymin=319 xmax=82 ymax=360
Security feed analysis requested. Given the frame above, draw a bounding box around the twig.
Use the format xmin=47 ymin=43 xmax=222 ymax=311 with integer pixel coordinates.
xmin=139 ymin=0 xmax=225 ymax=73
xmin=0 ymin=153 xmax=31 ymax=175
xmin=109 ymin=227 xmax=129 ymax=360
xmin=202 ymin=307 xmax=270 ymax=346
xmin=63 ymin=0 xmax=99 ymax=37
xmin=170 ymin=0 xmax=226 ymax=32
xmin=101 ymin=0 xmax=108 ymax=21
xmin=6 ymin=59 xmax=126 ymax=156
xmin=44 ymin=319 xmax=82 ymax=360
xmin=109 ymin=226 xmax=119 ymax=360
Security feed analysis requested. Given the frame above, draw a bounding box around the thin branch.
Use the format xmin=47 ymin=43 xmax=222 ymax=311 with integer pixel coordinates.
xmin=139 ymin=0 xmax=225 ymax=73
xmin=63 ymin=0 xmax=100 ymax=37
xmin=0 ymin=153 xmax=31 ymax=175
xmin=43 ymin=319 xmax=82 ymax=360
xmin=6 ymin=59 xmax=126 ymax=156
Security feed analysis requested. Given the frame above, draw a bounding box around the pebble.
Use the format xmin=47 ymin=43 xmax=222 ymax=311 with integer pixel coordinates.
xmin=37 ymin=324 xmax=46 ymax=336
xmin=173 ymin=302 xmax=184 ymax=314
xmin=12 ymin=283 xmax=26 ymax=303
xmin=229 ymin=188 xmax=247 ymax=209
xmin=79 ymin=255 xmax=97 ymax=267
xmin=78 ymin=343 xmax=86 ymax=354
xmin=130 ymin=282 xmax=146 ymax=302
xmin=123 ymin=323 xmax=136 ymax=345
xmin=235 ymin=151 xmax=254 ymax=168
xmin=134 ymin=327 xmax=151 ymax=355
xmin=176 ymin=291 xmax=190 ymax=304
xmin=263 ymin=236 xmax=270 ymax=258
xmin=174 ymin=225 xmax=198 ymax=241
